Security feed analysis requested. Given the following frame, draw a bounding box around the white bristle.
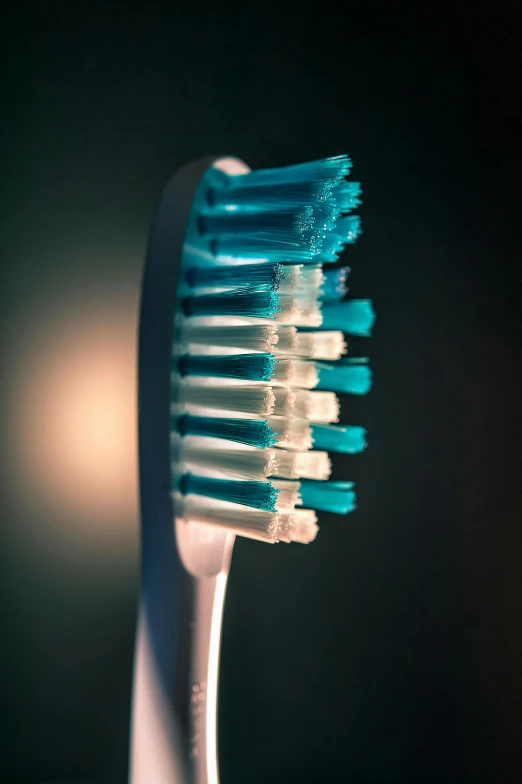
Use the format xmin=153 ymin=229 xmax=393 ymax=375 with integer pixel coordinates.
xmin=267 ymin=416 xmax=313 ymax=451
xmin=271 ymin=326 xmax=297 ymax=353
xmin=278 ymin=265 xmax=324 ymax=296
xmin=271 ymin=359 xmax=319 ymax=389
xmin=293 ymin=451 xmax=332 ymax=481
xmin=177 ymin=384 xmax=339 ymax=423
xmin=294 ymin=330 xmax=347 ymax=360
xmin=271 ymin=387 xmax=295 ymax=416
xmin=270 ymin=480 xmax=301 ymax=510
xmin=297 ymin=390 xmax=340 ymax=422
xmin=269 ymin=448 xmax=332 ymax=480
xmin=275 ymin=295 xmax=302 ymax=325
xmin=177 ymin=443 xmax=331 ymax=482
xmin=178 ymin=322 xmax=346 ymax=361
xmin=293 ymin=300 xmax=323 ymax=328
xmin=276 ymin=296 xmax=322 ymax=327
xmin=276 ymin=265 xmax=303 ymax=293
xmin=298 ymin=265 xmax=325 ymax=292
xmin=271 ymin=388 xmax=339 ymax=423
xmin=179 ymin=444 xmax=273 ymax=480
xmin=286 ymin=509 xmax=319 ymax=544
xmin=178 ymin=323 xmax=279 ymax=353
xmin=176 ymin=383 xmax=275 ymax=416
xmin=300 ymin=390 xmax=338 ymax=422
xmin=176 ymin=496 xmax=318 ymax=544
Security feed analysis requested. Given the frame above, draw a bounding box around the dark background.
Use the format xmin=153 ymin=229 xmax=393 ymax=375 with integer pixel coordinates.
xmin=1 ymin=2 xmax=521 ymax=782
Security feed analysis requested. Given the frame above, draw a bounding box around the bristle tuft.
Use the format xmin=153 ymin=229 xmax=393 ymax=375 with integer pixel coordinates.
xmin=177 ymin=353 xmax=276 ymax=382
xmin=179 ymin=474 xmax=278 ymax=512
xmin=183 ymin=287 xmax=281 ymax=319
xmin=176 ymin=414 xmax=277 ymax=448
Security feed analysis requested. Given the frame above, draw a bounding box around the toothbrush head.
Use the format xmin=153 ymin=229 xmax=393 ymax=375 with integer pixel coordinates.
xmin=157 ymin=154 xmax=373 ymax=547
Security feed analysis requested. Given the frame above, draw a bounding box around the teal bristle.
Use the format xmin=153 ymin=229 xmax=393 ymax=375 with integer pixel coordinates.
xmin=198 ymin=206 xmax=315 ymax=237
xmin=226 ymin=155 xmax=352 ymax=188
xmin=321 ymin=267 xmax=350 ymax=301
xmin=207 ymin=180 xmax=337 ymax=210
xmin=170 ymin=154 xmax=371 ymax=542
xmin=317 ymin=233 xmax=346 ymax=263
xmin=182 ymin=287 xmax=281 ymax=319
xmin=336 ymin=215 xmax=362 ymax=243
xmin=334 ymin=181 xmax=362 ymax=212
xmin=316 ymin=360 xmax=372 ymax=395
xmin=209 ymin=233 xmax=326 ymax=263
xmin=320 ymin=299 xmax=375 ymax=335
xmin=314 ymin=200 xmax=341 ymax=229
xmin=186 ymin=263 xmax=284 ymax=290
xmin=178 ymin=474 xmax=278 ymax=512
xmin=310 ymin=423 xmax=367 ymax=453
xmin=176 ymin=414 xmax=277 ymax=448
xmin=177 ymin=353 xmax=276 ymax=382
xmin=298 ymin=480 xmax=357 ymax=514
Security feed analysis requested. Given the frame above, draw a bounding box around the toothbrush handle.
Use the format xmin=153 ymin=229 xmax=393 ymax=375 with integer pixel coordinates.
xmin=130 ymin=556 xmax=230 ymax=784
xmin=188 ymin=573 xmax=229 ymax=784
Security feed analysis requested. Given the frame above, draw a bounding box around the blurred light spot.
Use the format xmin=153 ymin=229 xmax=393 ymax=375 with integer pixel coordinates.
xmin=12 ymin=296 xmax=138 ymax=550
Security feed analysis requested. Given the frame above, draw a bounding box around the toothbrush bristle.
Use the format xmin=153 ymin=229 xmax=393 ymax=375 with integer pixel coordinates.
xmin=176 ymin=443 xmax=332 ymax=482
xmin=186 ymin=262 xmax=284 ymax=291
xmin=179 ymin=474 xmax=279 ymax=513
xmin=172 ymin=155 xmax=373 ymax=543
xmin=299 ymin=480 xmax=358 ymax=515
xmin=175 ymin=496 xmax=319 ymax=544
xmin=320 ymin=298 xmax=376 ymax=335
xmin=176 ymin=384 xmax=276 ymax=417
xmin=178 ymin=324 xmax=280 ymax=353
xmin=316 ymin=359 xmax=373 ymax=395
xmin=182 ymin=287 xmax=281 ymax=319
xmin=321 ymin=267 xmax=351 ymax=302
xmin=176 ymin=414 xmax=277 ymax=448
xmin=178 ymin=352 xmax=276 ymax=382
xmin=333 ymin=181 xmax=363 ymax=212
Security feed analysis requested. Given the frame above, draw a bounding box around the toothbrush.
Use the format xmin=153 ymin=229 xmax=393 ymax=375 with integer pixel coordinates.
xmin=130 ymin=155 xmax=374 ymax=784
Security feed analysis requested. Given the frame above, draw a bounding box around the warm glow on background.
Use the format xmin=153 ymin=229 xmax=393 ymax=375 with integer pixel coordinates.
xmin=7 ymin=292 xmax=139 ymax=554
